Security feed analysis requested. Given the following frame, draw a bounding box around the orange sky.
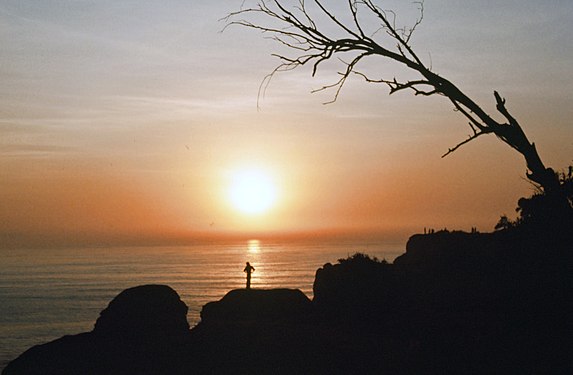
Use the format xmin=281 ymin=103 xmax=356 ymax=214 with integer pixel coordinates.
xmin=1 ymin=1 xmax=572 ymax=248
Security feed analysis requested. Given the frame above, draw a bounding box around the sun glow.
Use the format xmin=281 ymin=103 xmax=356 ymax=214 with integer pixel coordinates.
xmin=228 ymin=168 xmax=278 ymax=215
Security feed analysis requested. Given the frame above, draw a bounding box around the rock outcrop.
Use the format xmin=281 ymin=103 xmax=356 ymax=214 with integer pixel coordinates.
xmin=191 ymin=289 xmax=320 ymax=374
xmin=313 ymin=253 xmax=400 ymax=321
xmin=94 ymin=284 xmax=189 ymax=342
xmin=200 ymin=288 xmax=312 ymax=324
xmin=311 ymin=232 xmax=573 ymax=374
xmin=2 ymin=285 xmax=192 ymax=375
xmin=395 ymin=230 xmax=501 ymax=267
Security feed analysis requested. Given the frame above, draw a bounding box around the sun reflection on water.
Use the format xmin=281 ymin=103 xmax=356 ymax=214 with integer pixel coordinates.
xmin=247 ymin=239 xmax=260 ymax=253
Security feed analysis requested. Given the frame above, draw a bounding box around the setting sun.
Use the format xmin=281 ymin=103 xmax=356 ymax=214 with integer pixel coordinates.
xmin=228 ymin=168 xmax=278 ymax=215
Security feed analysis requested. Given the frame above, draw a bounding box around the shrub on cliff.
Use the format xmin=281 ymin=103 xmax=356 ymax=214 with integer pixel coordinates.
xmin=496 ymin=165 xmax=573 ymax=234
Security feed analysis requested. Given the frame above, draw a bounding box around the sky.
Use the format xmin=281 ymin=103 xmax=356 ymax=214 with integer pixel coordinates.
xmin=1 ymin=0 xmax=572 ymax=248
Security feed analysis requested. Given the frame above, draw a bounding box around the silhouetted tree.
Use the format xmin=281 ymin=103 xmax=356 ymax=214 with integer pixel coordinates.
xmin=225 ymin=0 xmax=563 ymax=198
xmin=515 ymin=165 xmax=573 ymax=227
xmin=493 ymin=164 xmax=573 ymax=232
xmin=494 ymin=215 xmax=515 ymax=232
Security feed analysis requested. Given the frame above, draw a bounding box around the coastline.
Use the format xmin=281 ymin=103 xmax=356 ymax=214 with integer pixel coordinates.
xmin=0 ymin=237 xmax=403 ymax=370
xmin=4 ymin=229 xmax=573 ymax=373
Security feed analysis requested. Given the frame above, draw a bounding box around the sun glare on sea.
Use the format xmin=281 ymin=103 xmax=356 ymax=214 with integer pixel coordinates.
xmin=248 ymin=239 xmax=261 ymax=253
xmin=228 ymin=168 xmax=278 ymax=215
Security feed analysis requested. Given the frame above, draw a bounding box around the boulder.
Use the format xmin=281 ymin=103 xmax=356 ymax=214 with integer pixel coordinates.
xmin=3 ymin=285 xmax=191 ymax=375
xmin=94 ymin=284 xmax=189 ymax=341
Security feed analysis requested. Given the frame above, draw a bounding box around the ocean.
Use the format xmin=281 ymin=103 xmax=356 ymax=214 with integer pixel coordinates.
xmin=0 ymin=238 xmax=405 ymax=370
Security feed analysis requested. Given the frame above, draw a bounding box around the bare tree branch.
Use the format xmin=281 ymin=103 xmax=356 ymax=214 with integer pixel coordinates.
xmin=311 ymin=52 xmax=372 ymax=104
xmin=225 ymin=0 xmax=560 ymax=194
xmin=442 ymin=130 xmax=492 ymax=158
xmin=449 ymin=99 xmax=487 ymax=131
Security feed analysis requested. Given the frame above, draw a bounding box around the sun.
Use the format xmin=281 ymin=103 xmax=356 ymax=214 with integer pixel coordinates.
xmin=228 ymin=168 xmax=278 ymax=215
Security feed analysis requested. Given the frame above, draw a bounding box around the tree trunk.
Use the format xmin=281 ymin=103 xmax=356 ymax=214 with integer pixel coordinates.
xmin=523 ymin=143 xmax=559 ymax=193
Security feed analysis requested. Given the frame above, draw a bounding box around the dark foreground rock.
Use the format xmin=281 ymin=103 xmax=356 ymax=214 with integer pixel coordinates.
xmin=4 ymin=229 xmax=573 ymax=374
xmin=200 ymin=288 xmax=311 ymax=324
xmin=3 ymin=285 xmax=192 ymax=375
xmin=3 ymin=286 xmax=327 ymax=375
xmin=313 ymin=231 xmax=573 ymax=373
xmin=94 ymin=284 xmax=189 ymax=340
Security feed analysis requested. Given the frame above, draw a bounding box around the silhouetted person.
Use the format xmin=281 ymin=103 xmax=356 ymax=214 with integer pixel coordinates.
xmin=243 ymin=262 xmax=255 ymax=289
